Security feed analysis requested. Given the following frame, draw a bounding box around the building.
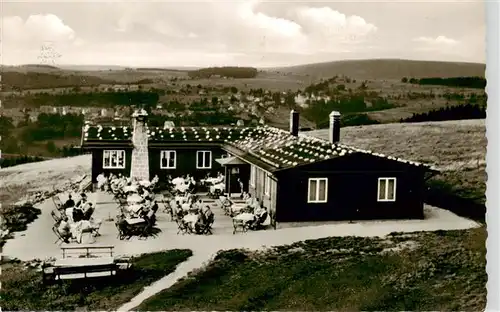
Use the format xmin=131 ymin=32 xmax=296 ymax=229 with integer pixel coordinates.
xmin=81 ymin=109 xmax=438 ymax=223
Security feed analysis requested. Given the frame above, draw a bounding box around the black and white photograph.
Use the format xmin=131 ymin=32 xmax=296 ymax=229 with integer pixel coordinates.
xmin=0 ymin=0 xmax=493 ymax=311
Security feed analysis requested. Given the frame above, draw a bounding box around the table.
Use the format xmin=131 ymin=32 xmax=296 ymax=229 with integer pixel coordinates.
xmin=128 ymin=204 xmax=143 ymax=213
xmin=123 ymin=185 xmax=138 ymax=193
xmin=233 ymin=212 xmax=255 ymax=222
xmin=125 ymin=218 xmax=146 ymax=225
xmin=175 ymin=196 xmax=187 ymax=203
xmin=231 ymin=204 xmax=247 ymax=213
xmin=127 ymin=194 xmax=143 ymax=204
xmin=210 ymin=183 xmax=225 ymax=193
xmin=174 ymin=184 xmax=189 ymax=193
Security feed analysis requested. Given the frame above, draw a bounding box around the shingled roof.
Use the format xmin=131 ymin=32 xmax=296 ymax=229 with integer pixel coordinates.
xmin=82 ymin=123 xmax=436 ymax=172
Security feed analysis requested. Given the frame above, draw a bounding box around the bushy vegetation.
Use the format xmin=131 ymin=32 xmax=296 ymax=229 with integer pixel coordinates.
xmin=20 ymin=113 xmax=84 ymax=142
xmin=402 ymin=76 xmax=486 ymax=89
xmin=401 ymin=103 xmax=486 ymax=123
xmin=0 ymin=203 xmax=42 ymax=247
xmin=20 ymin=91 xmax=160 ymax=108
xmin=1 ymin=249 xmax=193 ymax=311
xmin=0 ymin=155 xmax=46 ymax=168
xmin=3 ymin=71 xmax=114 ymax=91
xmin=302 ymin=95 xmax=395 ymax=128
xmin=188 ymin=67 xmax=258 ymax=79
xmin=137 ymin=228 xmax=486 ymax=311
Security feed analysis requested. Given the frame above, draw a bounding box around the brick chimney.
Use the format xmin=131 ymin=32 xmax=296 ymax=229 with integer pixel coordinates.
xmin=130 ymin=108 xmax=150 ymax=181
xmin=289 ymin=110 xmax=299 ymax=136
xmin=329 ymin=111 xmax=341 ymax=144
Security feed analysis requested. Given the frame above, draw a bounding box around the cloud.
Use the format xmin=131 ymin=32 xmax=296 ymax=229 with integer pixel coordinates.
xmin=3 ymin=14 xmax=76 ymax=44
xmin=294 ymin=6 xmax=377 ymax=44
xmin=413 ymin=35 xmax=459 ymax=45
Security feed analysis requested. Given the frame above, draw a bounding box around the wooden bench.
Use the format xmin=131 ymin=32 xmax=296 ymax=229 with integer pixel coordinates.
xmin=43 ymin=245 xmax=132 ymax=283
xmin=61 ymin=245 xmax=114 ymax=259
xmin=45 ymin=261 xmax=118 ymax=281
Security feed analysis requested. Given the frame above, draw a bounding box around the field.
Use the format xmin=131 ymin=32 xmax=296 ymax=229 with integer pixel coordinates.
xmin=270 ymin=59 xmax=486 ymax=80
xmin=136 ymin=227 xmax=486 ymax=311
xmin=307 ymin=119 xmax=487 ymax=204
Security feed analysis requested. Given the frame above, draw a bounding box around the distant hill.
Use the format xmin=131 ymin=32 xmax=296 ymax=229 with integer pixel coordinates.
xmin=1 ymin=71 xmax=115 ymax=91
xmin=268 ymin=59 xmax=486 ymax=80
xmin=188 ymin=67 xmax=258 ymax=79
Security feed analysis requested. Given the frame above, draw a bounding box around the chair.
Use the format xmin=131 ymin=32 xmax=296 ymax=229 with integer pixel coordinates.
xmin=50 ymin=210 xmax=63 ymax=223
xmin=52 ymin=196 xmax=64 ymax=211
xmin=175 ymin=219 xmax=189 ymax=235
xmin=200 ymin=213 xmax=215 ymax=235
xmin=52 ymin=226 xmax=76 ymax=245
xmin=232 ymin=218 xmax=248 ymax=234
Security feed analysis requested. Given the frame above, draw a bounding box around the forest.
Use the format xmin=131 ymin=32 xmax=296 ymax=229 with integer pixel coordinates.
xmin=402 ymin=76 xmax=486 ymax=89
xmin=187 ymin=67 xmax=258 ymax=79
xmin=401 ymin=103 xmax=486 ymax=123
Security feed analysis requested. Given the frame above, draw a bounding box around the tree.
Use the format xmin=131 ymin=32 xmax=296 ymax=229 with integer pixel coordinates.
xmin=46 ymin=141 xmax=57 ymax=154
xmin=231 ymin=86 xmax=238 ymax=94
xmin=401 ymin=77 xmax=408 ymax=83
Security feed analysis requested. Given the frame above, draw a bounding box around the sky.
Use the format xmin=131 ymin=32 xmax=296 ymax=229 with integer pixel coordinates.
xmin=0 ymin=0 xmax=486 ymax=68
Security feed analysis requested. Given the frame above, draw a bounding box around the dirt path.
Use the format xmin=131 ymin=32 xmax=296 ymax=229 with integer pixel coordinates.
xmin=118 ymin=251 xmax=214 ymax=311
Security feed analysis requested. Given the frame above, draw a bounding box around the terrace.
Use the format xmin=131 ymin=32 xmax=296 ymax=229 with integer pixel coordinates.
xmin=3 ymin=188 xmax=479 ymax=263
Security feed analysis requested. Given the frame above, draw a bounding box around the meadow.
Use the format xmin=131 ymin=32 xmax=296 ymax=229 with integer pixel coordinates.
xmin=136 ymin=228 xmax=486 ymax=311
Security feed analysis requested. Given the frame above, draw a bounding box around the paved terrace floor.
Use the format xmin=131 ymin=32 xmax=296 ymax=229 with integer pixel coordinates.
xmin=3 ymin=190 xmax=480 ymax=262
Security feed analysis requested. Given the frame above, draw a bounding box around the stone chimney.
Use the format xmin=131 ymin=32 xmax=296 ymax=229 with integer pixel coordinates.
xmin=289 ymin=110 xmax=299 ymax=136
xmin=329 ymin=111 xmax=341 ymax=144
xmin=130 ymin=108 xmax=150 ymax=181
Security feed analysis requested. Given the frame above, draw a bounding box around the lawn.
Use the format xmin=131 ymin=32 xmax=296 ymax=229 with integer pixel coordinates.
xmin=136 ymin=228 xmax=486 ymax=311
xmin=0 ymin=249 xmax=193 ymax=311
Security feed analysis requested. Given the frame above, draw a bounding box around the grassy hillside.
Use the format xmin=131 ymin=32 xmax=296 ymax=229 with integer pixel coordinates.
xmin=1 ymin=71 xmax=115 ymax=91
xmin=137 ymin=227 xmax=486 ymax=311
xmin=270 ymin=59 xmax=486 ymax=80
xmin=306 ymin=119 xmax=486 ymax=204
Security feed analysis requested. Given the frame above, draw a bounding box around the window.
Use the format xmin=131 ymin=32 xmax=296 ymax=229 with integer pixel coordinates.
xmin=250 ymin=166 xmax=256 ymax=187
xmin=196 ymin=151 xmax=212 ymax=169
xmin=378 ymin=178 xmax=396 ymax=201
xmin=308 ymin=178 xmax=328 ymax=203
xmin=103 ymin=150 xmax=125 ymax=169
xmin=265 ymin=174 xmax=272 ymax=196
xmin=160 ymin=150 xmax=176 ymax=169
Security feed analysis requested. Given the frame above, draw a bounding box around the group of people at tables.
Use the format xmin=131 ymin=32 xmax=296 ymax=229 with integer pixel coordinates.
xmin=201 ymin=172 xmax=225 ymax=196
xmin=169 ymin=192 xmax=215 ymax=234
xmin=97 ymin=173 xmax=159 ymax=198
xmin=55 ymin=192 xmax=102 ymax=243
xmin=230 ymin=192 xmax=269 ymax=230
xmin=170 ymin=174 xmax=197 ymax=194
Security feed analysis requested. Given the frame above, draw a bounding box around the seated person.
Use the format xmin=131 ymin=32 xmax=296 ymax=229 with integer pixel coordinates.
xmin=245 ymin=194 xmax=254 ymax=207
xmin=242 ymin=191 xmax=250 ymax=201
xmin=82 ymin=202 xmax=95 ymax=221
xmin=251 ymin=206 xmax=268 ymax=228
xmin=150 ymin=200 xmax=159 ymax=213
xmin=193 ymin=199 xmax=203 ymax=210
xmin=63 ymin=194 xmax=75 ymax=209
xmin=194 ymin=211 xmax=208 ymax=234
xmin=203 ymin=205 xmax=214 ymax=222
xmin=72 ymin=207 xmax=84 ymax=223
xmin=75 ymin=193 xmax=88 ymax=208
xmin=57 ymin=217 xmax=73 ymax=243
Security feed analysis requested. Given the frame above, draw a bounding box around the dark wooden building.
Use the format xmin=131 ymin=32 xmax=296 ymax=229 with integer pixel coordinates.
xmin=81 ymin=109 xmax=437 ymax=223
